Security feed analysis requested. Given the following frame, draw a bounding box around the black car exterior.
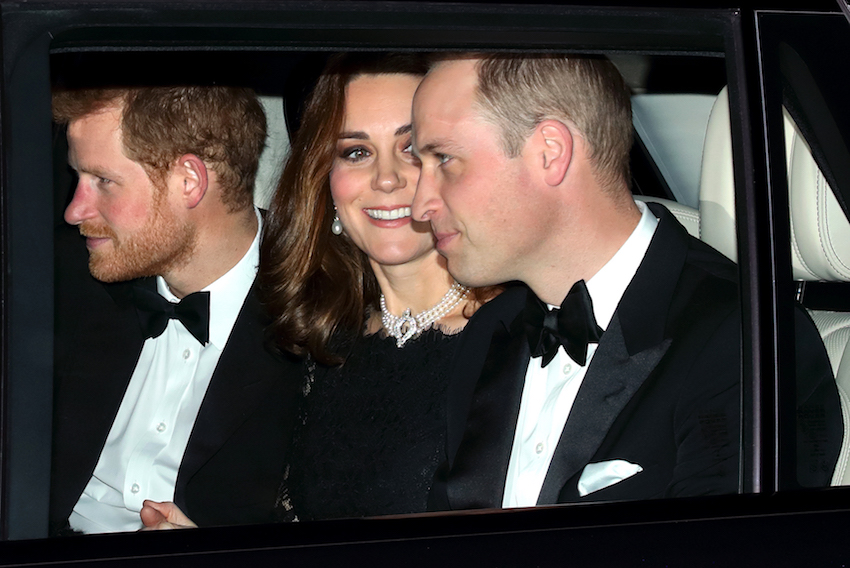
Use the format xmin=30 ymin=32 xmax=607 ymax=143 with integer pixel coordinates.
xmin=2 ymin=0 xmax=850 ymax=564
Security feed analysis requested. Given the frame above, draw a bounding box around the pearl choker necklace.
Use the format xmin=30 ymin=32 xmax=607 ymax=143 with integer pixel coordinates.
xmin=381 ymin=281 xmax=470 ymax=347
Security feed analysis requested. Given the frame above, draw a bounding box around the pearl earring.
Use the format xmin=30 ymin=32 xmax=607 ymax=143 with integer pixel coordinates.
xmin=331 ymin=211 xmax=343 ymax=235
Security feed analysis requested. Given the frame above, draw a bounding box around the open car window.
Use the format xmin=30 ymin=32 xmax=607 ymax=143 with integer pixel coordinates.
xmin=755 ymin=11 xmax=850 ymax=488
xmin=2 ymin=2 xmax=850 ymax=565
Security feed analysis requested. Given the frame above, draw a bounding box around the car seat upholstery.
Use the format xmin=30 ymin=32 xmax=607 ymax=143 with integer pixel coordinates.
xmin=634 ymin=87 xmax=737 ymax=259
xmin=254 ymin=95 xmax=290 ymax=209
xmin=646 ymin=86 xmax=850 ymax=485
xmin=632 ymin=93 xmax=716 ymax=209
xmin=783 ymin=114 xmax=850 ymax=484
xmin=697 ymin=86 xmax=738 ymax=263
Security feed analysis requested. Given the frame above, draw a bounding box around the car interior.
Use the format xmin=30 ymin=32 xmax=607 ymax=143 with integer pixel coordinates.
xmin=50 ymin=44 xmax=850 ymax=488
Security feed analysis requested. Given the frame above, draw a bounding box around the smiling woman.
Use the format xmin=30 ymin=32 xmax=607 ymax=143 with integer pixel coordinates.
xmin=329 ymin=73 xmax=431 ymax=274
xmin=255 ymin=52 xmax=499 ymax=521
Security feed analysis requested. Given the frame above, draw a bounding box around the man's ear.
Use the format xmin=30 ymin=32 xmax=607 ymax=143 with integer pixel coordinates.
xmin=175 ymin=154 xmax=208 ymax=209
xmin=534 ymin=120 xmax=573 ymax=187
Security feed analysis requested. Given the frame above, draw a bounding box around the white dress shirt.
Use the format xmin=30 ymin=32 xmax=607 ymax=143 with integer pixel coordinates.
xmin=502 ymin=201 xmax=658 ymax=508
xmin=69 ymin=209 xmax=262 ymax=533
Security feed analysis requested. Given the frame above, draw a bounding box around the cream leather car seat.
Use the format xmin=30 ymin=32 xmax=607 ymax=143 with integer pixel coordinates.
xmin=784 ymin=112 xmax=850 ymax=485
xmin=683 ymin=86 xmax=850 ymax=484
xmin=636 ymin=86 xmax=850 ymax=484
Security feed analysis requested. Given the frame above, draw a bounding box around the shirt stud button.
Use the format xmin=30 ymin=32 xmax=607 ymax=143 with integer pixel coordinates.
xmin=183 ymin=349 xmax=191 ymax=360
xmin=156 ymin=422 xmax=167 ymax=433
xmin=131 ymin=483 xmax=140 ymax=494
xmin=535 ymin=442 xmax=545 ymax=454
xmin=563 ymin=363 xmax=572 ymax=375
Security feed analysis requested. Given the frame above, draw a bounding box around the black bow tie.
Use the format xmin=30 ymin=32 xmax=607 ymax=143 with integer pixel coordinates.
xmin=131 ymin=285 xmax=210 ymax=345
xmin=523 ymin=280 xmax=603 ymax=368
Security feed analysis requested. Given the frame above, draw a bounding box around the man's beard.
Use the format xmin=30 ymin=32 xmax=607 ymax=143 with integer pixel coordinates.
xmin=80 ymin=192 xmax=196 ymax=283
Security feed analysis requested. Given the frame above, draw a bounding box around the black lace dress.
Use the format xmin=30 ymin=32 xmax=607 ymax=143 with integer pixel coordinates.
xmin=278 ymin=327 xmax=459 ymax=521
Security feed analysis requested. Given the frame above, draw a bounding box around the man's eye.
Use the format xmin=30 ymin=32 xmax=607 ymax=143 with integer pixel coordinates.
xmin=437 ymin=153 xmax=452 ymax=165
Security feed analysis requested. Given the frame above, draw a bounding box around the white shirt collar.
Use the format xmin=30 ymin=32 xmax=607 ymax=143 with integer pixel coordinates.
xmin=583 ymin=199 xmax=658 ymax=331
xmin=157 ymin=207 xmax=262 ymax=349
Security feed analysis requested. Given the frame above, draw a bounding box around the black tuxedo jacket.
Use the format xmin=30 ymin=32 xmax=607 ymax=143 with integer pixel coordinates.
xmin=50 ymin=225 xmax=302 ymax=533
xmin=430 ymin=203 xmax=841 ymax=510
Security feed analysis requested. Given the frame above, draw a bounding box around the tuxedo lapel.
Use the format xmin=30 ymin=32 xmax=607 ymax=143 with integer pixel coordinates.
xmin=51 ymin=271 xmax=150 ymax=526
xmin=176 ymin=285 xmax=284 ymax=490
xmin=538 ymin=203 xmax=690 ymax=504
xmin=537 ymin=314 xmax=671 ymax=504
xmin=447 ymin=294 xmax=530 ymax=510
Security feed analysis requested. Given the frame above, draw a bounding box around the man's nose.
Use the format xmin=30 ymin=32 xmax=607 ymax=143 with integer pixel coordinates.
xmin=412 ymin=168 xmax=440 ymax=222
xmin=64 ymin=180 xmax=96 ymax=226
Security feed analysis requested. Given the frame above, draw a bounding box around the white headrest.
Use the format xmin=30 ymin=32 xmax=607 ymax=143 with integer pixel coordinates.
xmin=632 ymin=93 xmax=716 ymax=209
xmin=698 ymin=86 xmax=738 ymax=263
xmin=254 ymin=95 xmax=290 ymax=209
xmin=697 ymin=86 xmax=850 ymax=281
xmin=786 ymin=110 xmax=850 ymax=282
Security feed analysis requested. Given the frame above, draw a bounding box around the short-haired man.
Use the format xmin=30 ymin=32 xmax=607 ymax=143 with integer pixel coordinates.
xmin=411 ymin=54 xmax=841 ymax=509
xmin=51 ymin=86 xmax=300 ymax=533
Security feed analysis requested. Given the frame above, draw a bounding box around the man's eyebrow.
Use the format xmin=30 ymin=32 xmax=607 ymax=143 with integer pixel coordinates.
xmin=417 ymin=142 xmax=441 ymax=155
xmin=71 ymin=160 xmax=123 ymax=182
xmin=417 ymin=140 xmax=460 ymax=155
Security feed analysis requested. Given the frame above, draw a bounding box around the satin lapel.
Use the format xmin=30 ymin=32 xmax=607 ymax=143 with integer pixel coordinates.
xmin=176 ymin=285 xmax=283 ymax=486
xmin=75 ymin=277 xmax=149 ymax=442
xmin=536 ymin=203 xmax=689 ymax=504
xmin=448 ymin=312 xmax=530 ymax=510
xmin=85 ymin=278 xmax=150 ymax=437
xmin=51 ymin=275 xmax=148 ymax=523
xmin=618 ymin=202 xmax=689 ymax=354
xmin=445 ymin=285 xmax=528 ymax=462
xmin=537 ymin=314 xmax=671 ymax=504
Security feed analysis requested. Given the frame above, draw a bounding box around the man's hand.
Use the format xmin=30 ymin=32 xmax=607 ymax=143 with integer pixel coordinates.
xmin=139 ymin=500 xmax=198 ymax=530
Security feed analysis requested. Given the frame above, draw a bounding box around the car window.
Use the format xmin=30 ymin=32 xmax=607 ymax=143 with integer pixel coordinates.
xmin=48 ymin=46 xmax=752 ymax=530
xmin=51 ymin=47 xmax=750 ymax=540
xmin=752 ymin=11 xmax=850 ymax=490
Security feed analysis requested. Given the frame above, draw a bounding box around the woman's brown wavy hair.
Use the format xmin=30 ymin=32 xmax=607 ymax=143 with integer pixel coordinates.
xmin=260 ymin=53 xmax=431 ymax=366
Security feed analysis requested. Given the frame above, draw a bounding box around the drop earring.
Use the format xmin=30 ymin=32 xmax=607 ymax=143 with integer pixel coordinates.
xmin=331 ymin=210 xmax=343 ymax=235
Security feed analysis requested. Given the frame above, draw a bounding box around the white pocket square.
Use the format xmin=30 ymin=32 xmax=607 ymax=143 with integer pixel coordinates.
xmin=577 ymin=460 xmax=644 ymax=497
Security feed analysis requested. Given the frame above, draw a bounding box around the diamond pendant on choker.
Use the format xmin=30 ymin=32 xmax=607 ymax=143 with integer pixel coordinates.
xmin=381 ymin=281 xmax=470 ymax=348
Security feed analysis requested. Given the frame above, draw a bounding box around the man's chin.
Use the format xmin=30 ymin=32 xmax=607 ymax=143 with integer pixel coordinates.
xmin=88 ymin=262 xmax=132 ymax=283
xmin=88 ymin=255 xmax=149 ymax=283
xmin=445 ymin=262 xmax=477 ymax=289
xmin=446 ymin=260 xmax=502 ymax=289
